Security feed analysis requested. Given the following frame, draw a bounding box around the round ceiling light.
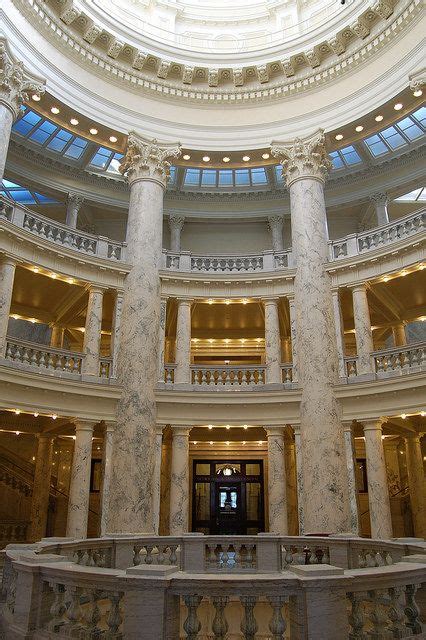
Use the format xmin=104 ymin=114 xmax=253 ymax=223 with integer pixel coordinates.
xmin=394 ymin=103 xmax=403 ymax=111
xmin=355 ymin=125 xmax=364 ymax=132
xmin=109 ymin=135 xmax=118 ymax=143
xmin=413 ymin=89 xmax=423 ymax=97
xmin=335 ymin=134 xmax=343 ymax=140
xmin=70 ymin=118 xmax=79 ymax=126
xmin=183 ymin=154 xmax=191 ymax=160
xmin=202 ymin=156 xmax=210 ymax=162
xmin=375 ymin=115 xmax=384 ymax=122
xmin=90 ymin=128 xmax=98 ymax=135
xmin=50 ymin=107 xmax=60 ymax=114
xmin=222 ymin=156 xmax=230 ymax=163
xmin=262 ymin=153 xmax=270 ymax=159
xmin=31 ymin=94 xmax=41 ymax=101
xmin=242 ymin=155 xmax=250 ymax=162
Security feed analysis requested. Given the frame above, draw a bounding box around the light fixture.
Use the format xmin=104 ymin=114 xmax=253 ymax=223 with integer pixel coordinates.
xmin=208 ymin=338 xmax=214 ymax=343
xmin=50 ymin=107 xmax=60 ymax=114
xmin=52 ymin=414 xmax=57 ymax=420
xmin=258 ymin=440 xmax=263 ymax=445
xmin=14 ymin=409 xmax=20 ymax=415
xmin=33 ymin=412 xmax=39 ymax=417
xmin=262 ymin=153 xmax=270 ymax=160
xmin=394 ymin=103 xmax=403 ymax=111
xmin=243 ymin=441 xmax=246 ymax=445
xmin=226 ymin=425 xmax=230 ymax=430
xmin=202 ymin=156 xmax=210 ymax=162
xmin=15 ymin=431 xmax=20 ymax=436
xmin=90 ymin=128 xmax=98 ymax=135
xmin=382 ymin=276 xmax=390 ymax=282
xmin=242 ymin=156 xmax=250 ymax=162
xmin=183 ymin=154 xmax=191 ymax=160
xmin=375 ymin=115 xmax=384 ymax=122
xmin=225 ymin=300 xmax=231 ymax=305
xmin=207 ymin=299 xmax=214 ymax=305
xmin=210 ymin=441 xmax=213 ymax=445
xmin=413 ymin=89 xmax=422 ymax=97
xmin=225 ymin=359 xmax=230 ymax=364
xmin=355 ymin=125 xmax=364 ymax=133
xmin=418 ymin=264 xmax=425 ymax=270
xmin=400 ymin=270 xmax=408 ymax=277
xmin=401 ymin=413 xmax=407 ymax=419
xmin=222 ymin=157 xmax=230 ymax=163
xmin=50 ymin=273 xmax=57 ymax=279
xmin=335 ymin=134 xmax=343 ymax=141
xmin=226 ymin=441 xmax=230 ymax=445
xmin=11 ymin=314 xmax=19 ymax=320
xmin=193 ymin=441 xmax=197 ymax=445
xmin=72 ymin=436 xmax=76 ymax=440
xmin=32 ymin=456 xmax=36 ymax=461
xmin=31 ymin=94 xmax=41 ymax=101
xmin=70 ymin=118 xmax=79 ymax=126
xmin=208 ymin=425 xmax=213 ymax=430
xmin=243 ymin=425 xmax=248 ymax=430
xmin=67 ymin=278 xmax=75 ymax=285
xmin=29 ymin=318 xmax=37 ymax=324
xmin=224 ymin=339 xmax=230 ymax=344
xmin=242 ymin=299 xmax=249 ymax=305
xmin=33 ymin=267 xmax=39 ymax=273
xmin=421 ymin=411 xmax=425 ymax=417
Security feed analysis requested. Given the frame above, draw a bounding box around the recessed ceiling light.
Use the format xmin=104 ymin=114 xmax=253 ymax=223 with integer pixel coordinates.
xmin=183 ymin=154 xmax=191 ymax=160
xmin=208 ymin=425 xmax=213 ymax=429
xmin=31 ymin=94 xmax=41 ymax=101
xmin=50 ymin=107 xmax=60 ymax=114
xmin=242 ymin=155 xmax=250 ymax=162
xmin=210 ymin=441 xmax=213 ymax=445
xmin=50 ymin=273 xmax=57 ymax=279
xmin=70 ymin=118 xmax=79 ymax=126
xmin=14 ymin=409 xmax=20 ymax=415
xmin=413 ymin=89 xmax=422 ymax=97
xmin=262 ymin=153 xmax=270 ymax=159
xmin=52 ymin=414 xmax=57 ymax=420
xmin=33 ymin=267 xmax=39 ymax=273
xmin=33 ymin=412 xmax=39 ymax=417
xmin=375 ymin=115 xmax=384 ymax=122
xmin=401 ymin=413 xmax=407 ymax=419
xmin=394 ymin=103 xmax=403 ymax=111
xmin=355 ymin=125 xmax=364 ymax=132
xmin=109 ymin=136 xmax=118 ymax=143
xmin=335 ymin=134 xmax=343 ymax=141
xmin=222 ymin=157 xmax=230 ymax=163
xmin=202 ymin=156 xmax=210 ymax=162
xmin=90 ymin=128 xmax=98 ymax=135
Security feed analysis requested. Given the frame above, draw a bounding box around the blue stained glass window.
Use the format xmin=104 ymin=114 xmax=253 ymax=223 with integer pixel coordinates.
xmin=235 ymin=169 xmax=250 ymax=185
xmin=2 ymin=179 xmax=21 ymax=189
xmin=412 ymin=107 xmax=426 ymax=127
xmin=380 ymin=126 xmax=406 ymax=150
xmin=29 ymin=120 xmax=57 ymax=144
xmin=34 ymin=192 xmax=58 ymax=203
xmin=1 ymin=178 xmax=59 ymax=205
xmin=47 ymin=129 xmax=73 ymax=152
xmin=329 ymin=151 xmax=344 ymax=169
xmin=218 ymin=170 xmax=233 ymax=186
xmin=10 ymin=189 xmax=36 ymax=204
xmin=89 ymin=146 xmax=113 ymax=169
xmin=364 ymin=135 xmax=388 ymax=157
xmin=396 ymin=117 xmax=423 ymax=141
xmin=12 ymin=110 xmax=42 ymax=136
xmin=184 ymin=168 xmax=200 ymax=185
xmin=64 ymin=137 xmax=87 ymax=159
xmin=274 ymin=165 xmax=284 ymax=183
xmin=201 ymin=170 xmax=217 ymax=186
xmin=340 ymin=146 xmax=362 ymax=165
xmin=106 ymin=153 xmax=124 ymax=174
xmin=251 ymin=167 xmax=267 ymax=184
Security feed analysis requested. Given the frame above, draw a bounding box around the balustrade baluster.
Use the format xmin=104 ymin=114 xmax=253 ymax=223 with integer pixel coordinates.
xmin=387 ymin=586 xmax=406 ymax=638
xmin=145 ymin=545 xmax=154 ymax=564
xmin=183 ymin=594 xmax=202 ymax=640
xmin=84 ymin=589 xmax=102 ymax=637
xmin=133 ymin=545 xmax=142 ymax=566
xmin=347 ymin=591 xmax=367 ymax=640
xmin=64 ymin=586 xmax=84 ymax=634
xmin=106 ymin=591 xmax=123 ymax=639
xmin=212 ymin=596 xmax=229 ymax=640
xmin=48 ymin=582 xmax=66 ymax=632
xmin=367 ymin=589 xmax=389 ymax=640
xmin=240 ymin=595 xmax=258 ymax=640
xmin=169 ymin=545 xmax=178 ymax=566
xmin=404 ymin=584 xmax=422 ymax=634
xmin=268 ymin=596 xmax=287 ymax=640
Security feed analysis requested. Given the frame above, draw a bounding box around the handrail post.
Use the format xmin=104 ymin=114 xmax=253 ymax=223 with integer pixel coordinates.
xmin=256 ymin=533 xmax=281 ymax=572
xmin=181 ymin=533 xmax=204 ymax=573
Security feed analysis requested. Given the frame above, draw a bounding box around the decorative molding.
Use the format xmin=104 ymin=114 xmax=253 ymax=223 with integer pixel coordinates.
xmin=120 ymin=133 xmax=182 ymax=187
xmin=271 ymin=129 xmax=332 ymax=186
xmin=0 ymin=37 xmax=45 ymax=118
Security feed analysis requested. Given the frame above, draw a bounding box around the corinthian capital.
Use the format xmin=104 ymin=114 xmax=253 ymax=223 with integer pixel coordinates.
xmin=169 ymin=214 xmax=185 ymax=231
xmin=271 ymin=129 xmax=331 ymax=188
xmin=0 ymin=38 xmax=45 ymax=119
xmin=120 ymin=132 xmax=181 ymax=188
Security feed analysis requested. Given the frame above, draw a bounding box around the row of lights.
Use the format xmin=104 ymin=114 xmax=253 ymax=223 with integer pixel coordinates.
xmin=334 ymin=94 xmax=422 ymax=141
xmin=192 ymin=440 xmax=265 ymax=445
xmin=32 ymin=265 xmax=76 ymax=285
xmin=381 ymin=263 xmax=424 ymax=284
xmin=206 ymin=299 xmax=250 ymax=305
xmin=9 ymin=408 xmax=57 ymax=419
xmin=206 ymin=424 xmax=249 ymax=429
xmin=31 ymin=96 xmax=118 ymax=143
xmin=192 ymin=338 xmax=263 ymax=343
xmin=183 ymin=154 xmax=270 ymax=163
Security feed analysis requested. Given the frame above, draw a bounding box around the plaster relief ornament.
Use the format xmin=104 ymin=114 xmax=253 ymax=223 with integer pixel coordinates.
xmin=271 ymin=129 xmax=332 ymax=187
xmin=119 ymin=132 xmax=181 ymax=187
xmin=0 ymin=40 xmax=45 ymax=118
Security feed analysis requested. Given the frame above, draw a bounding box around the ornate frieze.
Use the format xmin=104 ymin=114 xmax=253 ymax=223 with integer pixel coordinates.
xmin=271 ymin=130 xmax=332 ymax=187
xmin=0 ymin=39 xmax=45 ymax=118
xmin=119 ymin=133 xmax=181 ymax=187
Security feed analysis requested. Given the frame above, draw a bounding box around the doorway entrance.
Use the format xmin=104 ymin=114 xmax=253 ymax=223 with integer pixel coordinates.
xmin=192 ymin=460 xmax=264 ymax=534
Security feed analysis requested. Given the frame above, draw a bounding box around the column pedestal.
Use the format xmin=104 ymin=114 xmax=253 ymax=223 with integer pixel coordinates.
xmin=169 ymin=427 xmax=190 ymax=535
xmin=66 ymin=420 xmax=94 ymax=538
xmin=363 ymin=419 xmax=393 ymax=539
xmin=266 ymin=426 xmax=288 ymax=534
xmin=29 ymin=434 xmax=54 ymax=542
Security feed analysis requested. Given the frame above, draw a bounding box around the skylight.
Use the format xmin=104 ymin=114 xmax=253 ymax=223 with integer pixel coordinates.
xmin=394 ymin=187 xmax=426 ymax=202
xmin=1 ymin=178 xmax=59 ymax=205
xmin=363 ymin=109 xmax=425 ymax=158
xmin=182 ymin=166 xmax=269 ymax=189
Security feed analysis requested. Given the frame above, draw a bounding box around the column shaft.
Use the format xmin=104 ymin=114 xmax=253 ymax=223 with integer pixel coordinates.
xmin=363 ymin=421 xmax=393 ymax=539
xmin=65 ymin=194 xmax=84 ymax=228
xmin=332 ymin=289 xmax=347 ymax=378
xmin=169 ymin=216 xmax=185 ymax=253
xmin=169 ymin=427 xmax=190 ymax=534
xmin=0 ymin=258 xmax=16 ymax=356
xmin=264 ymin=299 xmax=282 ymax=384
xmin=100 ymin=423 xmax=115 ymax=536
xmin=174 ymin=299 xmax=192 ymax=384
xmin=158 ymin=297 xmax=167 ymax=383
xmin=268 ymin=216 xmax=284 ymax=252
xmin=371 ymin=193 xmax=389 ymax=227
xmin=343 ymin=423 xmax=360 ymax=535
xmin=66 ymin=421 xmax=94 ymax=538
xmin=82 ymin=287 xmax=104 ymax=375
xmin=50 ymin=325 xmax=64 ymax=349
xmin=293 ymin=427 xmax=305 ymax=534
xmin=284 ymin=441 xmax=299 ymax=535
xmin=0 ymin=107 xmax=14 ymax=182
xmin=152 ymin=427 xmax=163 ymax=534
xmin=405 ymin=434 xmax=425 ymax=538
xmin=29 ymin=435 xmax=54 ymax=542
xmin=392 ymin=323 xmax=407 ymax=347
xmin=110 ymin=290 xmax=123 ymax=378
xmin=266 ymin=427 xmax=288 ymax=534
xmin=352 ymin=285 xmax=374 ymax=375
xmin=287 ymin=295 xmax=298 ymax=382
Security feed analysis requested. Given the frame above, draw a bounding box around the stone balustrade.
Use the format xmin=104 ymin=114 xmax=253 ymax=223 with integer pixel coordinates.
xmin=99 ymin=356 xmax=113 ymax=378
xmin=0 ymin=521 xmax=28 ymax=546
xmin=373 ymin=342 xmax=425 ymax=376
xmin=0 ymin=196 xmax=126 ymax=261
xmin=330 ymin=208 xmax=425 ymax=260
xmin=280 ymin=364 xmax=293 ymax=383
xmin=345 ymin=356 xmax=358 ymax=377
xmin=1 ymin=536 xmax=425 ymax=640
xmin=164 ymin=364 xmax=176 ymax=383
xmin=191 ymin=365 xmax=266 ymax=386
xmin=5 ymin=337 xmax=84 ymax=374
xmin=163 ymin=249 xmax=292 ymax=273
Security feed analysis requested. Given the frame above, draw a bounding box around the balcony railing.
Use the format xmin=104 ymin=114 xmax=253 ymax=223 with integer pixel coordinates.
xmin=191 ymin=365 xmax=266 ymax=386
xmin=0 ymin=196 xmax=126 ymax=261
xmin=163 ymin=249 xmax=292 ymax=273
xmin=330 ymin=209 xmax=425 ymax=260
xmin=373 ymin=342 xmax=425 ymax=376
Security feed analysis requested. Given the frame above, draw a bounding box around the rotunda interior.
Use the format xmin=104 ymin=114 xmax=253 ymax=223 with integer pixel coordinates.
xmin=0 ymin=0 xmax=425 ymax=636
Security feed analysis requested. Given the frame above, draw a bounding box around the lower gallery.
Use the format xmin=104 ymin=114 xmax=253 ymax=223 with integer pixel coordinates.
xmin=0 ymin=0 xmax=425 ymax=636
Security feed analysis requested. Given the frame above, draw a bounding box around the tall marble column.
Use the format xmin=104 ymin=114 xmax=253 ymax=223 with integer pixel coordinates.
xmin=110 ymin=289 xmax=123 ymax=378
xmin=81 ymin=285 xmax=104 ymax=376
xmin=370 ymin=193 xmax=389 ymax=227
xmin=169 ymin=426 xmax=190 ymax=535
xmin=169 ymin=215 xmax=185 ymax=253
xmin=100 ymin=421 xmax=115 ymax=536
xmin=332 ymin=288 xmax=347 ymax=379
xmin=158 ymin=296 xmax=168 ymax=383
xmin=264 ymin=298 xmax=282 ymax=384
xmin=266 ymin=426 xmax=288 ymax=534
xmin=342 ymin=421 xmax=360 ymax=535
xmin=272 ymin=131 xmax=349 ymax=533
xmin=0 ymin=38 xmax=45 ymax=181
xmin=363 ymin=419 xmax=393 ymax=539
xmin=65 ymin=193 xmax=84 ymax=228
xmin=152 ymin=425 xmax=164 ymax=534
xmin=174 ymin=298 xmax=192 ymax=384
xmin=286 ymin=294 xmax=298 ymax=382
xmin=293 ymin=425 xmax=305 ymax=534
xmin=284 ymin=436 xmax=299 ymax=535
xmin=50 ymin=324 xmax=64 ymax=349
xmin=0 ymin=257 xmax=16 ymax=357
xmin=405 ymin=433 xmax=425 ymax=538
xmin=108 ymin=134 xmax=181 ymax=533
xmin=29 ymin=433 xmax=54 ymax=542
xmin=267 ymin=215 xmax=284 ymax=252
xmin=351 ymin=284 xmax=374 ymax=375
xmin=66 ymin=420 xmax=95 ymax=539
xmin=392 ymin=323 xmax=407 ymax=347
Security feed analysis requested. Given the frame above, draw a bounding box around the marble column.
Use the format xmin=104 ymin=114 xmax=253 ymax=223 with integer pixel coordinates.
xmin=272 ymin=131 xmax=349 ymax=533
xmin=108 ymin=134 xmax=181 ymax=534
xmin=169 ymin=215 xmax=185 ymax=253
xmin=351 ymin=284 xmax=374 ymax=375
xmin=110 ymin=289 xmax=123 ymax=378
xmin=81 ymin=285 xmax=104 ymax=376
xmin=342 ymin=421 xmax=360 ymax=535
xmin=158 ymin=296 xmax=168 ymax=383
xmin=293 ymin=426 xmax=305 ymax=534
xmin=286 ymin=294 xmax=298 ymax=382
xmin=100 ymin=421 xmax=115 ymax=536
xmin=266 ymin=426 xmax=288 ymax=534
xmin=264 ymin=298 xmax=282 ymax=384
xmin=267 ymin=215 xmax=284 ymax=252
xmin=152 ymin=426 xmax=164 ymax=534
xmin=392 ymin=323 xmax=407 ymax=347
xmin=29 ymin=433 xmax=54 ymax=542
xmin=0 ymin=38 xmax=45 ymax=181
xmin=370 ymin=193 xmax=389 ymax=227
xmin=50 ymin=324 xmax=64 ymax=349
xmin=284 ymin=438 xmax=299 ymax=535
xmin=174 ymin=298 xmax=192 ymax=384
xmin=65 ymin=193 xmax=84 ymax=228
xmin=66 ymin=420 xmax=95 ymax=539
xmin=363 ymin=419 xmax=393 ymax=539
xmin=405 ymin=433 xmax=426 ymax=538
xmin=0 ymin=257 xmax=16 ymax=357
xmin=332 ymin=288 xmax=347 ymax=378
xmin=169 ymin=426 xmax=190 ymax=535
